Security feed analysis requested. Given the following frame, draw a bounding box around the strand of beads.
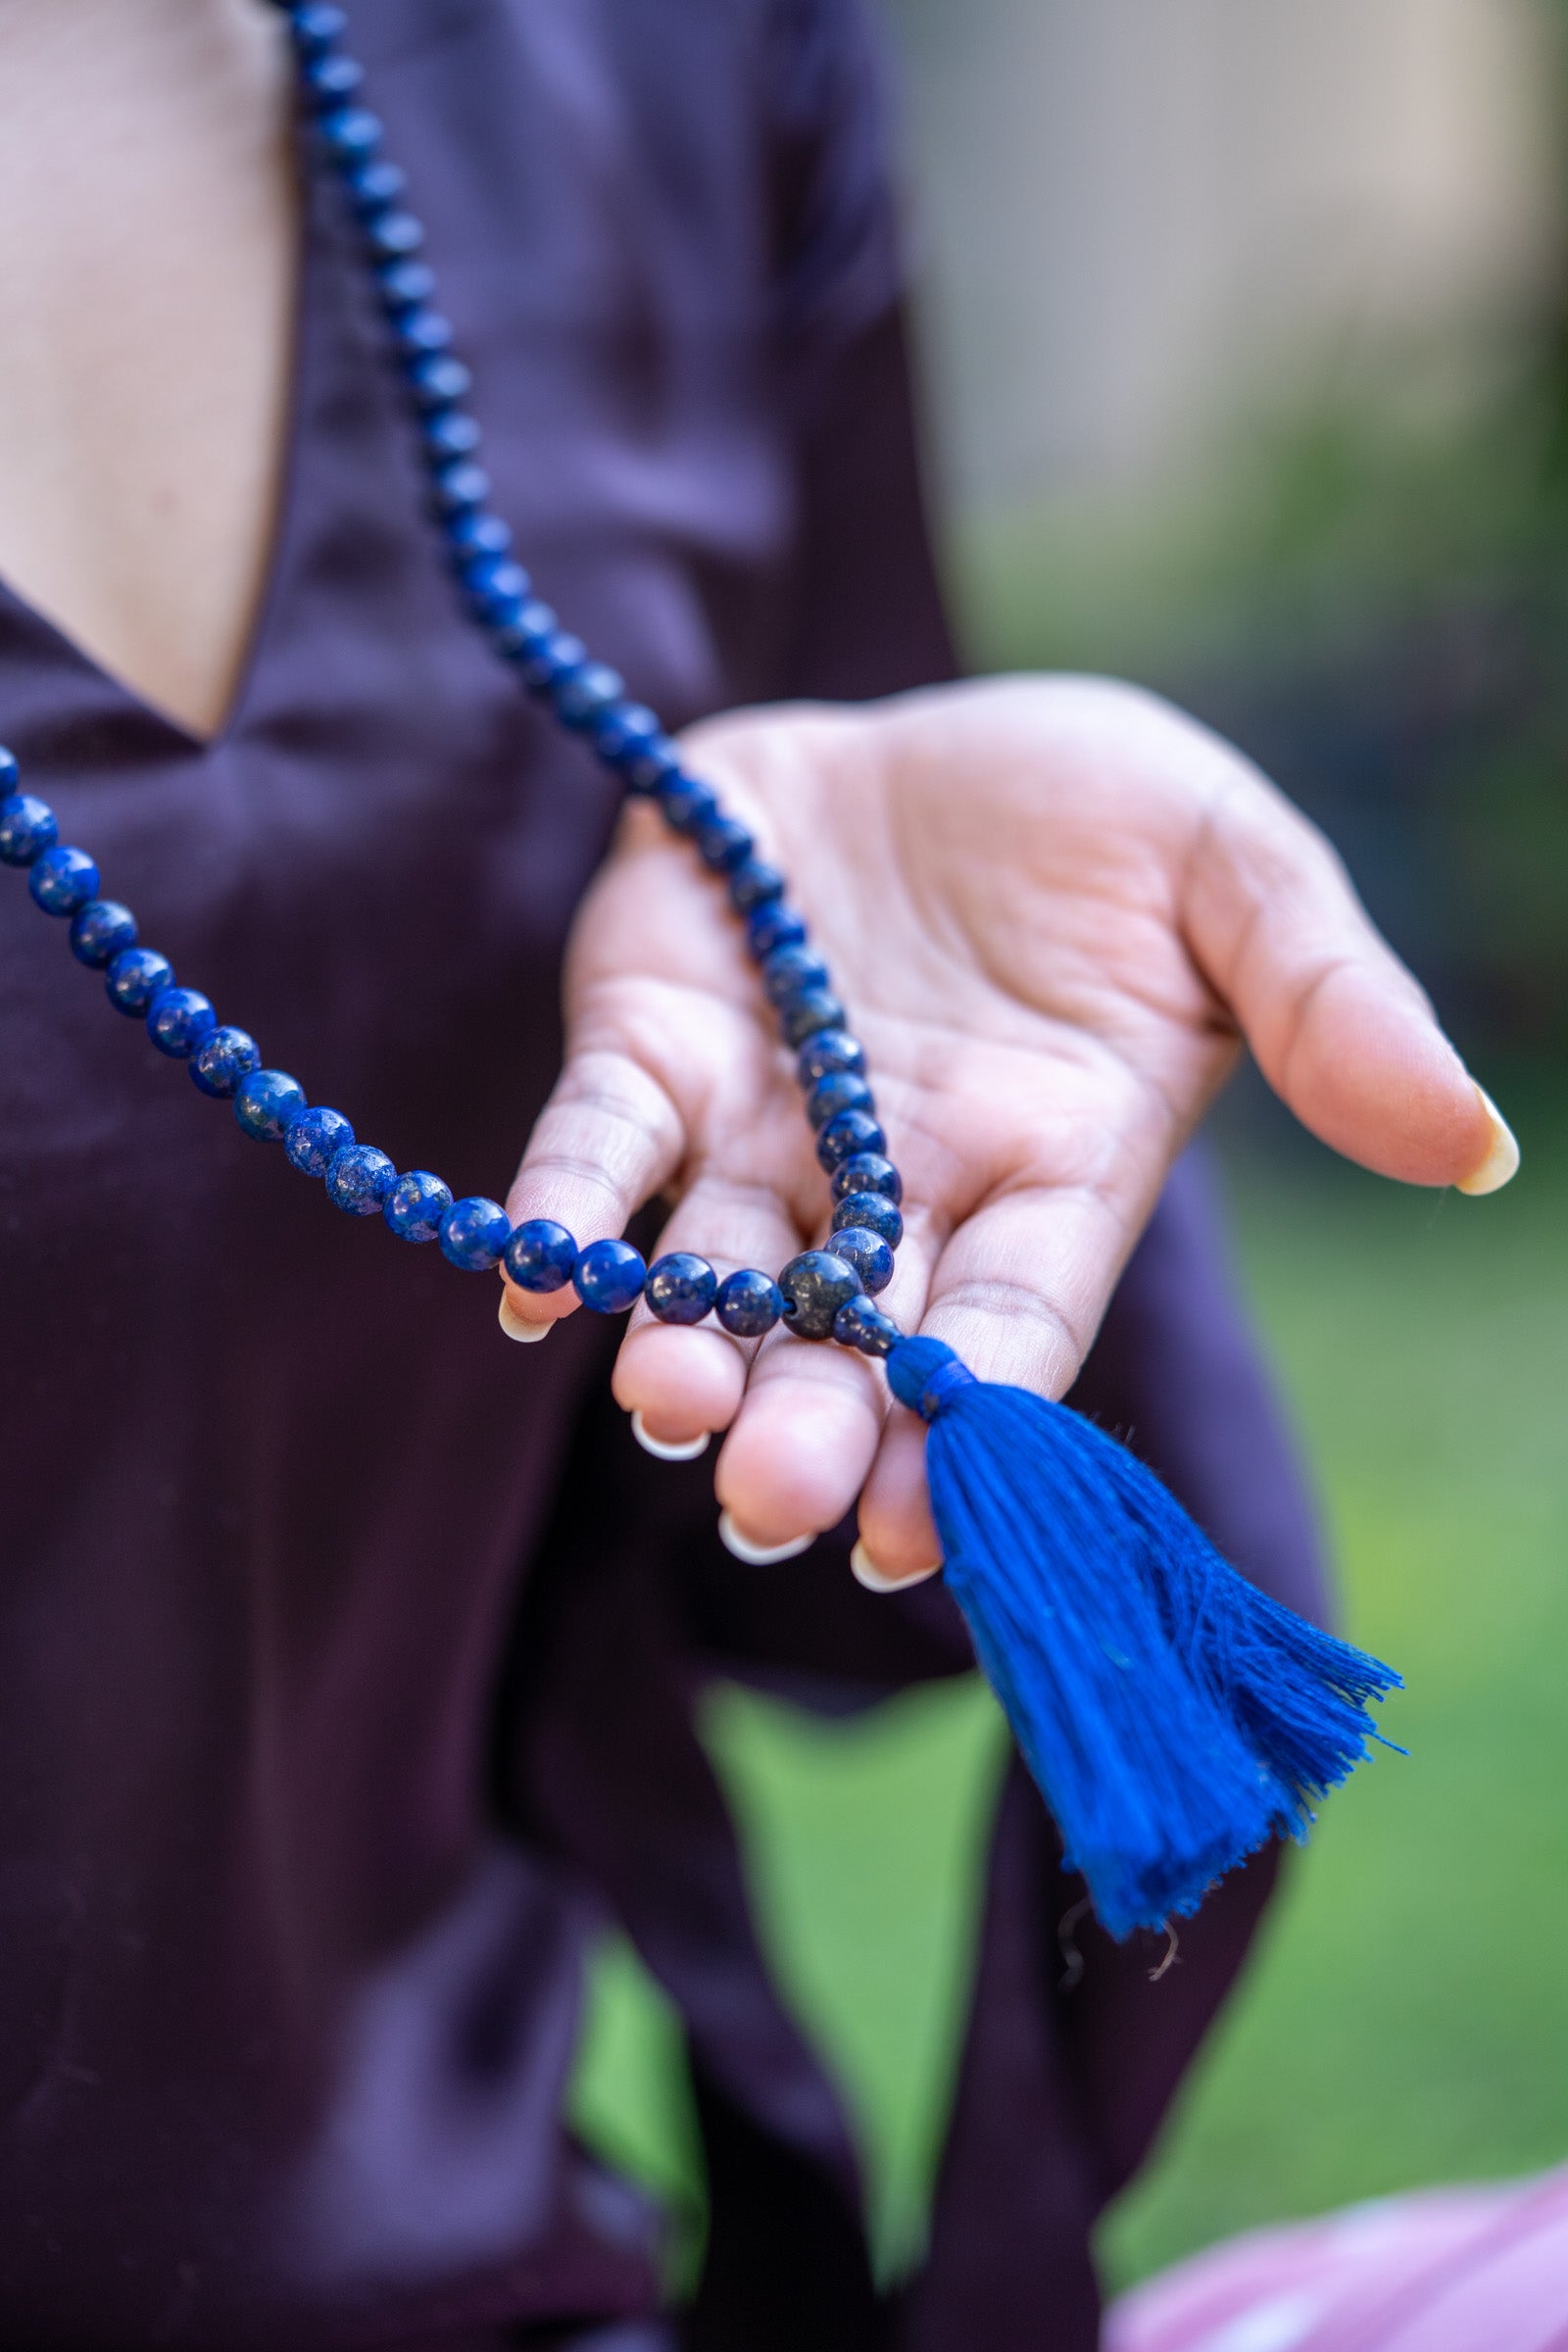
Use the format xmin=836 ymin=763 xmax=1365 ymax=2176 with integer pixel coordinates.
xmin=0 ymin=0 xmax=913 ymax=1369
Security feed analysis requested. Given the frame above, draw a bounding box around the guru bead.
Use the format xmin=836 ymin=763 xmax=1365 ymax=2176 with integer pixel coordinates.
xmin=439 ymin=1196 xmax=512 ymax=1270
xmin=503 ymin=1218 xmax=577 ymax=1293
xmin=383 ymin=1169 xmax=453 ymax=1243
xmin=833 ymin=1295 xmax=901 ymax=1357
xmin=645 ymin=1252 xmax=717 ymax=1325
xmin=572 ymin=1237 xmax=646 ymax=1313
xmin=776 ymin=1249 xmax=860 ymax=1341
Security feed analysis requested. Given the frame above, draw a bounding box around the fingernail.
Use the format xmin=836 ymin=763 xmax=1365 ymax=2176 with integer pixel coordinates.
xmin=499 ymin=1293 xmax=553 ymax=1344
xmin=850 ymin=1540 xmax=941 ymax=1594
xmin=717 ymin=1510 xmax=813 ymax=1566
xmin=630 ymin=1410 xmax=710 ymax=1463
xmin=1455 ymin=1085 xmax=1520 ymax=1197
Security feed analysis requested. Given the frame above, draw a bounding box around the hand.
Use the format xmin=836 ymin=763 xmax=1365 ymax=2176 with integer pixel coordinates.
xmin=501 ymin=676 xmax=1514 ymax=1577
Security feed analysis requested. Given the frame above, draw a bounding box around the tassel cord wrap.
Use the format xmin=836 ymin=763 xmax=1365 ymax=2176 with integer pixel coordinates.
xmin=885 ymin=1335 xmax=1400 ymax=1942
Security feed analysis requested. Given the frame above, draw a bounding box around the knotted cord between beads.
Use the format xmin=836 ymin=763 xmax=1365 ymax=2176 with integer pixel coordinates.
xmin=0 ymin=0 xmax=916 ymax=1368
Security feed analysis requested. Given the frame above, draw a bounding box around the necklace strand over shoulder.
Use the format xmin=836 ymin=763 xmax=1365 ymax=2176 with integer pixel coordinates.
xmin=0 ymin=0 xmax=1401 ymax=1946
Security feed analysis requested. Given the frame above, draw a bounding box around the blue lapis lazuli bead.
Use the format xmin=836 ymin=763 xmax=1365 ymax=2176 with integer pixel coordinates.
xmin=727 ymin=858 xmax=783 ymax=914
xmin=287 ymin=3 xmax=346 ymax=53
xmin=285 ymin=1104 xmax=356 ymax=1178
xmin=105 ymin=947 xmax=175 ymax=1016
xmin=521 ymin=631 xmax=585 ymax=694
xmin=445 ymin=509 xmax=508 ymax=565
xmin=428 ymin=459 xmax=488 ymax=514
xmin=695 ymin=814 xmax=754 ymax=873
xmin=410 ymin=353 xmax=473 ymax=412
xmin=345 ymin=158 xmax=406 ymax=217
xmin=658 ymin=775 xmax=718 ymax=834
xmin=424 ymin=409 xmax=481 ymax=462
xmin=28 ymin=844 xmax=99 ymax=915
xmin=384 ymin=1169 xmax=453 ymax=1243
xmin=493 ymin=598 xmax=554 ymax=664
xmin=146 ymin=986 xmax=218 ymax=1059
xmin=714 ymin=1268 xmax=784 ymax=1339
xmin=645 ymin=1252 xmax=717 ymax=1326
xmin=591 ymin=702 xmax=662 ymax=770
xmin=816 ymin=1108 xmax=887 ymax=1173
xmin=439 ymin=1195 xmax=512 ymax=1271
xmin=831 ymin=1152 xmax=903 ymax=1206
xmin=234 ymin=1069 xmax=307 ymax=1143
xmin=368 ymin=211 xmax=425 ymax=262
xmin=0 ymin=748 xmax=16 ymax=791
xmin=464 ymin=557 xmax=529 ymax=623
xmin=326 ymin=1144 xmax=398 ymax=1215
xmin=553 ymin=662 xmax=624 ymax=730
xmin=398 ymin=311 xmax=456 ymax=366
xmin=69 ymin=899 xmax=138 ymax=968
xmin=797 ymin=1028 xmax=865 ymax=1086
xmin=807 ymin=1070 xmax=873 ymax=1130
xmin=318 ymin=105 xmax=382 ymax=162
xmin=189 ymin=1026 xmax=261 ymax=1100
xmin=572 ymin=1237 xmax=646 ymax=1313
xmin=832 ymin=1190 xmax=904 ymax=1249
xmin=302 ymin=50 xmax=362 ymax=102
xmin=748 ymin=900 xmax=807 ymax=958
xmin=828 ymin=1222 xmax=894 ymax=1296
xmin=781 ymin=990 xmax=845 ymax=1049
xmin=833 ymin=1294 xmax=901 ymax=1357
xmin=503 ymin=1218 xmax=577 ymax=1293
xmin=0 ymin=792 xmax=58 ymax=866
xmin=378 ymin=257 xmax=437 ymax=313
xmin=762 ymin=942 xmax=830 ymax=1006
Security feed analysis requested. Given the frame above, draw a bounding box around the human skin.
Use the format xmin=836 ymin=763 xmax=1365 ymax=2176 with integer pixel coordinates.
xmin=501 ymin=682 xmax=1511 ymax=1573
xmin=0 ymin=1 xmax=1514 ymax=1581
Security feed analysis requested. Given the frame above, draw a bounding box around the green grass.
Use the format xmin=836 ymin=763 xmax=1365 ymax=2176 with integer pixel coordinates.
xmin=569 ymin=1094 xmax=1568 ymax=2298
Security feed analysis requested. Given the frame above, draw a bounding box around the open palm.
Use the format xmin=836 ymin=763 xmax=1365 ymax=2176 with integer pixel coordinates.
xmin=502 ymin=676 xmax=1506 ymax=1575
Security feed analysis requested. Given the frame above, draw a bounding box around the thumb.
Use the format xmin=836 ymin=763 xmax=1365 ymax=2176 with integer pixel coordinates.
xmin=500 ymin=1042 xmax=686 ymax=1332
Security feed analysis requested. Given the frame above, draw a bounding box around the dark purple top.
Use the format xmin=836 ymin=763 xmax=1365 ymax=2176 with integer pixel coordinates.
xmin=0 ymin=4 xmax=1325 ymax=2345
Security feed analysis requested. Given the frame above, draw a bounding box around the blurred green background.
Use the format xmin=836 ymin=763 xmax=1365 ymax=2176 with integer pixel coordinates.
xmin=569 ymin=0 xmax=1568 ymax=2308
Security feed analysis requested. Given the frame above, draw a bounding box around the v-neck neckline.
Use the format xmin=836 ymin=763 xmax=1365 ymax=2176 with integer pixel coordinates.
xmin=0 ymin=135 xmax=320 ymax=762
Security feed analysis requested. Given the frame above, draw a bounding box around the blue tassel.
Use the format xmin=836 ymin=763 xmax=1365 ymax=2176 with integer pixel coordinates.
xmin=886 ymin=1336 xmax=1400 ymax=1941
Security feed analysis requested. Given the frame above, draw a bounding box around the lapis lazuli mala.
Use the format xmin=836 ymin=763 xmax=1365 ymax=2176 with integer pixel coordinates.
xmin=0 ymin=0 xmax=1406 ymax=1945
xmin=0 ymin=0 xmax=909 ymax=1370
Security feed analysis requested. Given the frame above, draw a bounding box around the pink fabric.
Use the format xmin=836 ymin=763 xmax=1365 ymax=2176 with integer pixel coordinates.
xmin=1107 ymin=2167 xmax=1568 ymax=2352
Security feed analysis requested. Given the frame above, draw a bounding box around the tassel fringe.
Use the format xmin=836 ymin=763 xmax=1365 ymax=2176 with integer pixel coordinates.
xmin=886 ymin=1336 xmax=1400 ymax=1941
